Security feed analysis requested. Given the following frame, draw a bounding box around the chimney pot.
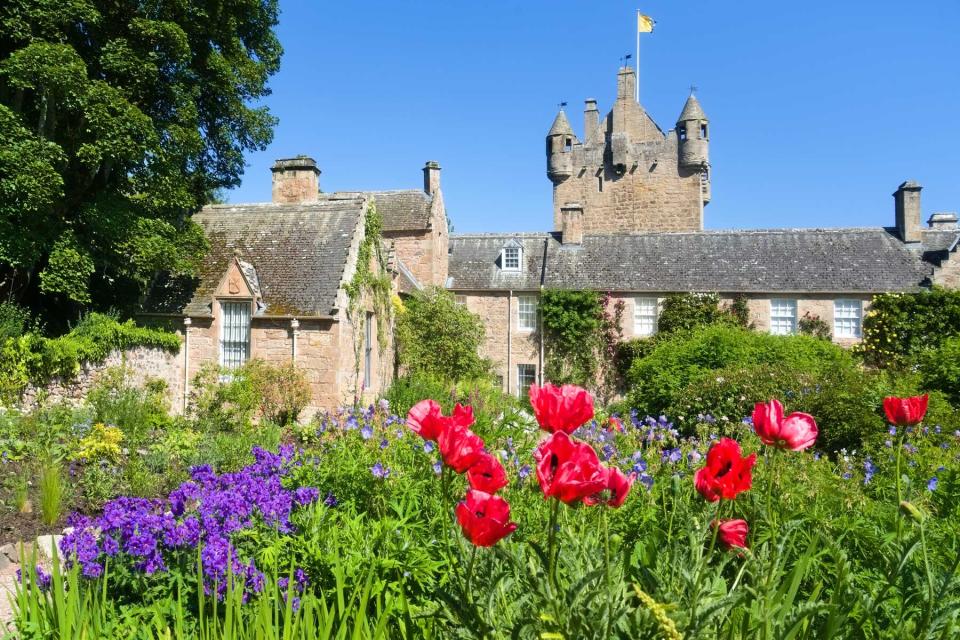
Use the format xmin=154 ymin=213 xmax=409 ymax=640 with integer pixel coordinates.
xmin=423 ymin=161 xmax=441 ymax=196
xmin=271 ymin=156 xmax=320 ymax=204
xmin=928 ymin=212 xmax=958 ymax=230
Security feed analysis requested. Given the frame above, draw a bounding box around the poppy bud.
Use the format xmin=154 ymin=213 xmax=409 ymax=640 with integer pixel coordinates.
xmin=899 ymin=500 xmax=924 ymax=524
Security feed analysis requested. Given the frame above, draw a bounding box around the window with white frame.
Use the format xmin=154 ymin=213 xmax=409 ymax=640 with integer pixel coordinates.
xmin=517 ymin=364 xmax=537 ymax=398
xmin=454 ymin=294 xmax=467 ymax=306
xmin=220 ymin=301 xmax=251 ymax=370
xmin=518 ymin=295 xmax=538 ymax=331
xmin=502 ymin=246 xmax=521 ymax=271
xmin=633 ymin=297 xmax=659 ymax=336
xmin=834 ymin=299 xmax=862 ymax=338
xmin=769 ymin=299 xmax=797 ymax=335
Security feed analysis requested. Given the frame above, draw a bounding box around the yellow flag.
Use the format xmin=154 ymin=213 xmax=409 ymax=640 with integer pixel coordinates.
xmin=638 ymin=13 xmax=655 ymax=33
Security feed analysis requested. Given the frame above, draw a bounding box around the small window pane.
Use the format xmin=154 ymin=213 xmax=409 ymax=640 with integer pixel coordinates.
xmin=220 ymin=301 xmax=251 ymax=370
xmin=834 ymin=299 xmax=862 ymax=338
xmin=503 ymin=247 xmax=520 ymax=270
xmin=454 ymin=295 xmax=467 ymax=306
xmin=517 ymin=364 xmax=536 ymax=399
xmin=633 ymin=297 xmax=658 ymax=337
xmin=770 ymin=299 xmax=797 ymax=336
xmin=518 ymin=296 xmax=538 ymax=331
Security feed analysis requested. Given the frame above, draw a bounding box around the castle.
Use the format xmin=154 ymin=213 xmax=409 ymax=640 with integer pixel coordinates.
xmin=143 ymin=66 xmax=960 ymax=411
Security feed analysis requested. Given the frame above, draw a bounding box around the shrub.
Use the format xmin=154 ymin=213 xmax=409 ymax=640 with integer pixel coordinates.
xmin=188 ymin=363 xmax=259 ymax=433
xmin=396 ymin=286 xmax=490 ymax=381
xmin=857 ymin=288 xmax=960 ymax=368
xmin=87 ymin=366 xmax=171 ymax=440
xmin=0 ymin=301 xmax=32 ymax=340
xmin=627 ymin=324 xmax=853 ymax=418
xmin=244 ymin=360 xmax=311 ymax=425
xmin=918 ymin=336 xmax=960 ymax=405
xmin=657 ymin=292 xmax=745 ymax=336
xmin=798 ymin=312 xmax=832 ymax=340
xmin=38 ymin=458 xmax=64 ymax=526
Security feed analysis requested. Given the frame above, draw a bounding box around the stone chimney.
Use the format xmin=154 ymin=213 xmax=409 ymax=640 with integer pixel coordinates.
xmin=584 ymin=99 xmax=599 ymax=144
xmin=423 ymin=161 xmax=441 ymax=196
xmin=560 ymin=203 xmax=584 ymax=245
xmin=928 ymin=212 xmax=958 ymax=230
xmin=271 ymin=156 xmax=320 ymax=204
xmin=894 ymin=181 xmax=922 ymax=243
xmin=616 ymin=66 xmax=637 ymax=101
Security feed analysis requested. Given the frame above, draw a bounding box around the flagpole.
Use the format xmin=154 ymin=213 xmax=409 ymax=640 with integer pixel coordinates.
xmin=636 ymin=10 xmax=640 ymax=102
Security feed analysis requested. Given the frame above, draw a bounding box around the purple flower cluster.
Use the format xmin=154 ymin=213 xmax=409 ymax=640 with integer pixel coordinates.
xmin=16 ymin=565 xmax=51 ymax=591
xmin=59 ymin=446 xmax=320 ymax=599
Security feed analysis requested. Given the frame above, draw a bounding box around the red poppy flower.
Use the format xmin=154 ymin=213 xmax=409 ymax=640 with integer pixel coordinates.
xmin=883 ymin=395 xmax=929 ymax=428
xmin=528 ymin=383 xmax=595 ymax=434
xmin=752 ymin=399 xmax=818 ymax=451
xmin=712 ymin=519 xmax=749 ymax=549
xmin=533 ymin=432 xmax=606 ymax=504
xmin=407 ymin=400 xmax=474 ymax=441
xmin=438 ymin=423 xmax=485 ymax=473
xmin=455 ymin=489 xmax=518 ymax=547
xmin=584 ymin=465 xmax=633 ymax=508
xmin=466 ymin=452 xmax=509 ymax=494
xmin=694 ymin=438 xmax=756 ymax=502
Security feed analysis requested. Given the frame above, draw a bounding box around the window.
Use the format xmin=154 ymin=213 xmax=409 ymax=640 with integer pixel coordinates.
xmin=454 ymin=294 xmax=467 ymax=306
xmin=834 ymin=299 xmax=862 ymax=338
xmin=364 ymin=312 xmax=374 ymax=388
xmin=517 ymin=364 xmax=536 ymax=398
xmin=678 ymin=125 xmax=687 ymax=141
xmin=564 ymin=137 xmax=572 ymax=151
xmin=770 ymin=299 xmax=797 ymax=335
xmin=220 ymin=301 xmax=251 ymax=370
xmin=518 ymin=295 xmax=538 ymax=331
xmin=700 ymin=123 xmax=708 ymax=139
xmin=503 ymin=246 xmax=521 ymax=271
xmin=598 ymin=176 xmax=603 ymax=192
xmin=633 ymin=297 xmax=659 ymax=337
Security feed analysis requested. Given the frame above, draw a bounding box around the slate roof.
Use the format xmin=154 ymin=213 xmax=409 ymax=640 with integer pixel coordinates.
xmin=144 ymin=199 xmax=365 ymax=317
xmin=356 ymin=190 xmax=434 ymax=233
xmin=448 ymin=228 xmax=942 ymax=294
xmin=548 ymin=109 xmax=574 ymax=136
xmin=678 ymin=94 xmax=707 ymax=122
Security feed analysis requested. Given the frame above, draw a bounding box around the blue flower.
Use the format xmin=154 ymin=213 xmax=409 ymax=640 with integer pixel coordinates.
xmin=432 ymin=461 xmax=442 ymax=475
xmin=371 ymin=462 xmax=390 ymax=479
xmin=379 ymin=438 xmax=389 ymax=450
xmin=361 ymin=425 xmax=373 ymax=440
xmin=518 ymin=464 xmax=531 ymax=480
xmin=423 ymin=441 xmax=435 ymax=454
xmin=323 ymin=492 xmax=338 ymax=507
xmin=863 ymin=459 xmax=876 ymax=485
xmin=687 ymin=450 xmax=702 ymax=464
xmin=639 ymin=473 xmax=654 ymax=491
xmin=928 ymin=477 xmax=938 ymax=491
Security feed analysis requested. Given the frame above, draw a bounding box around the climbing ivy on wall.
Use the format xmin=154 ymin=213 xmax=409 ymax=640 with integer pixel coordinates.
xmin=540 ymin=289 xmax=623 ymax=401
xmin=344 ymin=202 xmax=393 ymax=394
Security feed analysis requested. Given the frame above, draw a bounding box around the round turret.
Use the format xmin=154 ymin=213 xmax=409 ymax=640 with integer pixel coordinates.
xmin=546 ymin=109 xmax=575 ymax=183
xmin=677 ymin=94 xmax=709 ymax=168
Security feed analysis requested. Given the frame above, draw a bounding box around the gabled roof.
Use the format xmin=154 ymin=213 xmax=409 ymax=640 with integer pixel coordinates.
xmin=334 ymin=190 xmax=434 ymax=233
xmin=144 ymin=199 xmax=365 ymax=317
xmin=448 ymin=228 xmax=939 ymax=294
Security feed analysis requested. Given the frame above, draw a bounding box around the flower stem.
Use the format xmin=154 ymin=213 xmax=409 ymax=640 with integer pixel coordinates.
xmin=894 ymin=434 xmax=905 ymax=544
xmin=465 ymin=545 xmax=478 ymax=605
xmin=546 ymin=499 xmax=560 ymax=593
xmin=602 ymin=508 xmax=613 ymax=640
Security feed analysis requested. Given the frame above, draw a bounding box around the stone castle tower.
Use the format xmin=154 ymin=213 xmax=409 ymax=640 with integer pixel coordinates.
xmin=546 ymin=66 xmax=710 ymax=234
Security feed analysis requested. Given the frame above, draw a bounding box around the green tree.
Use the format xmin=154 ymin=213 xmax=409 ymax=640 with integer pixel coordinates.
xmin=0 ymin=0 xmax=282 ymax=322
xmin=395 ymin=287 xmax=490 ymax=382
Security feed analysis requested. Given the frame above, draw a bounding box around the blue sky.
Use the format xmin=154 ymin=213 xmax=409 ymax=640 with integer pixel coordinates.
xmin=227 ymin=1 xmax=960 ymax=233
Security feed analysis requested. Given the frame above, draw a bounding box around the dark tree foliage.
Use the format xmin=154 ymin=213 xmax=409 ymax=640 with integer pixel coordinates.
xmin=0 ymin=0 xmax=282 ymax=325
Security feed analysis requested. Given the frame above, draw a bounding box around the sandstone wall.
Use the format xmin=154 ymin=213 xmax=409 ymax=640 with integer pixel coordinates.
xmin=19 ymin=346 xmax=183 ymax=412
xmin=933 ymin=254 xmax=960 ymax=288
xmin=552 ymin=134 xmax=703 ymax=234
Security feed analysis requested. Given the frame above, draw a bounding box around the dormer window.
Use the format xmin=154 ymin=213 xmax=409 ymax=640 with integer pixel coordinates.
xmin=503 ymin=246 xmax=520 ymax=270
xmin=501 ymin=240 xmax=523 ymax=272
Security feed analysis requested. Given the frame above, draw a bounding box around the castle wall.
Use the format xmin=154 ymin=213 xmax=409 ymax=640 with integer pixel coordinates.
xmin=933 ymin=254 xmax=960 ymax=288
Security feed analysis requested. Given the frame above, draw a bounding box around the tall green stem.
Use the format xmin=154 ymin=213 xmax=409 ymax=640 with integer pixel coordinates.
xmin=602 ymin=508 xmax=612 ymax=639
xmin=465 ymin=545 xmax=478 ymax=605
xmin=546 ymin=499 xmax=561 ymax=593
xmin=894 ymin=434 xmax=905 ymax=543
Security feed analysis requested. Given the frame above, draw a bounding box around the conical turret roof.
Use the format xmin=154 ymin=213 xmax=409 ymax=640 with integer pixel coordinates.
xmin=548 ymin=109 xmax=574 ymax=136
xmin=677 ymin=94 xmax=707 ymax=122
